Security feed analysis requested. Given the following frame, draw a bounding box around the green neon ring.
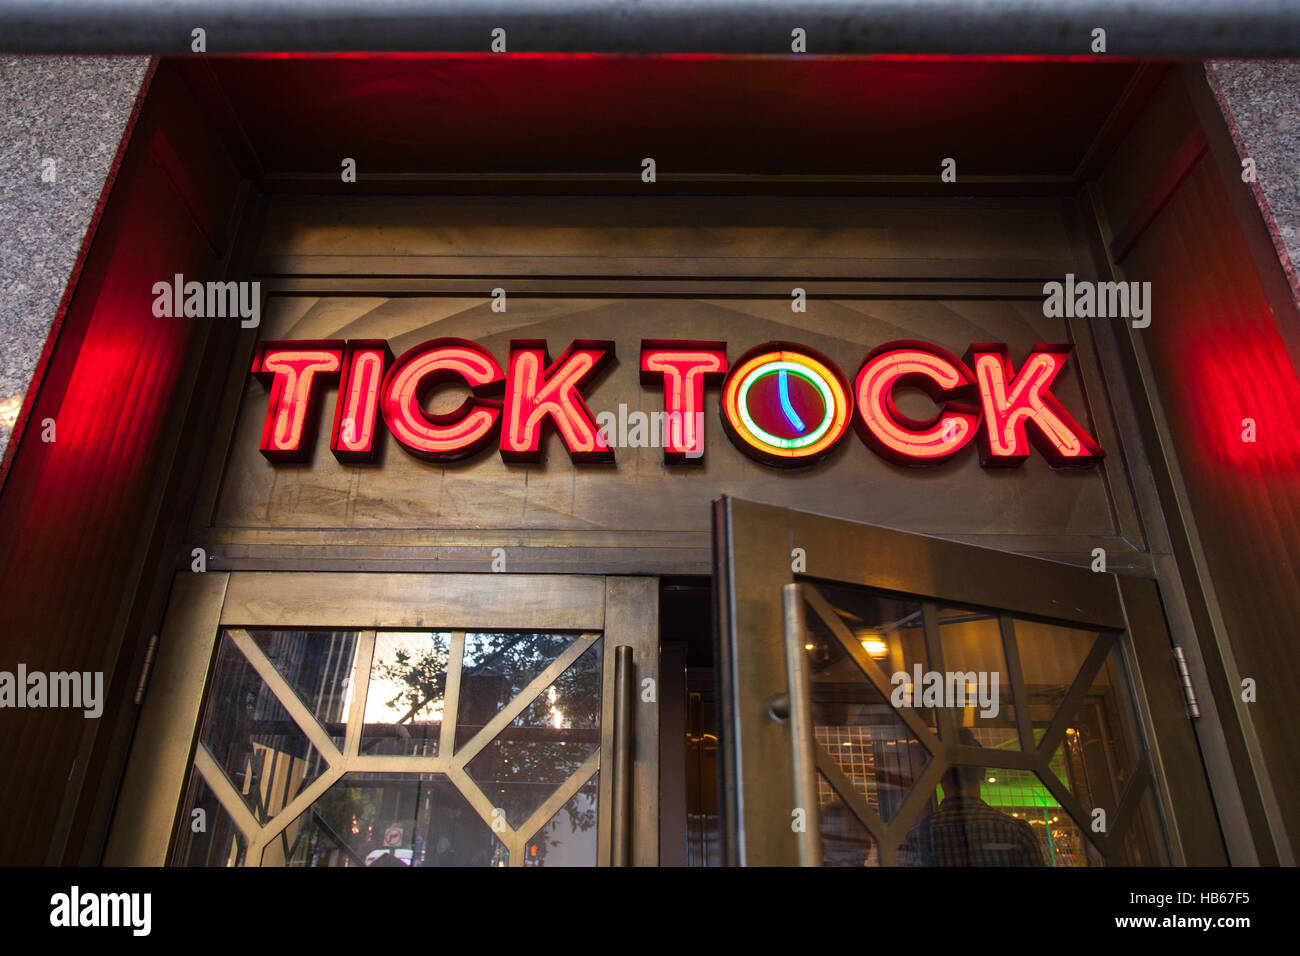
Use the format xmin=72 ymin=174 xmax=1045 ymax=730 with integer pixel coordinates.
xmin=736 ymin=360 xmax=837 ymax=450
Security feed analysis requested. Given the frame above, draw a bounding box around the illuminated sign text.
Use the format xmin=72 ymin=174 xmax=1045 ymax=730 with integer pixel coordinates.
xmin=252 ymin=338 xmax=1104 ymax=469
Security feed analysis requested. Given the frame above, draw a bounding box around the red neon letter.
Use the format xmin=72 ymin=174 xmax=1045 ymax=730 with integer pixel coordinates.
xmin=331 ymin=341 xmax=392 ymax=462
xmin=968 ymin=343 xmax=1104 ymax=466
xmin=640 ymin=340 xmax=727 ymax=463
xmin=381 ymin=338 xmax=505 ymax=462
xmin=252 ymin=340 xmax=344 ymax=461
xmin=853 ymin=342 xmax=980 ymax=466
xmin=501 ymin=340 xmax=615 ymax=462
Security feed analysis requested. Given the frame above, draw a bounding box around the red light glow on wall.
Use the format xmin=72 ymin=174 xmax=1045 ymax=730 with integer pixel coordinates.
xmin=1180 ymin=328 xmax=1300 ymax=472
xmin=854 ymin=342 xmax=980 ymax=466
xmin=968 ymin=344 xmax=1104 ymax=467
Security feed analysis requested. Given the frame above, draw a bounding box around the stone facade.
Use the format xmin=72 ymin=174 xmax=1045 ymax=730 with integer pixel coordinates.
xmin=0 ymin=56 xmax=149 ymax=461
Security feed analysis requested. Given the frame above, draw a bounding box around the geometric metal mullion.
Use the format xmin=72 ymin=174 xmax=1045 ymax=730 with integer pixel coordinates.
xmin=431 ymin=630 xmax=603 ymax=866
xmin=453 ymin=631 xmax=599 ymax=768
xmin=163 ymin=600 xmax=621 ymax=868
xmin=1107 ymin=752 xmax=1152 ymax=847
xmin=999 ymin=615 xmax=1035 ymax=752
xmin=920 ymin=602 xmax=958 ymax=745
xmin=1036 ymin=754 xmax=1111 ymax=861
xmin=513 ymin=749 xmax=601 ymax=867
xmin=246 ymin=761 xmax=347 ymax=866
xmin=1037 ymin=630 xmax=1117 ymax=760
xmin=880 ymin=753 xmax=949 ymax=863
xmin=947 ymin=745 xmax=1038 ymax=771
xmin=438 ymin=631 xmax=466 ymax=760
xmin=814 ymin=741 xmax=887 ymax=840
xmin=226 ymin=627 xmax=343 ymax=765
xmin=350 ymin=632 xmax=457 ymax=771
xmin=192 ymin=743 xmax=263 ymax=848
xmin=802 ymin=584 xmax=940 ymax=754
xmin=852 ymin=646 xmax=940 ymax=755
xmin=342 ymin=630 xmax=376 ymax=762
xmin=350 ymin=755 xmax=453 ymax=773
xmin=446 ymin=761 xmax=517 ymax=859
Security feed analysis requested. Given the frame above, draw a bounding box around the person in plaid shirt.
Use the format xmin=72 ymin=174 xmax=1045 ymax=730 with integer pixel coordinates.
xmin=898 ymin=754 xmax=1045 ymax=867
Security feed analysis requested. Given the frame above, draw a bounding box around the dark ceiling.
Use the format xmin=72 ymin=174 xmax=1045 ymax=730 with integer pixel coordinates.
xmin=182 ymin=55 xmax=1164 ymax=183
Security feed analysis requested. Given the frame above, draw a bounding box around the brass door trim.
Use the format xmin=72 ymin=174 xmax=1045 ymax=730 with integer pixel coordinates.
xmin=599 ymin=576 xmax=661 ymax=866
xmin=104 ymin=572 xmax=228 ymax=866
xmin=780 ymin=584 xmax=823 ymax=867
xmin=790 ymin=504 xmax=1127 ymax=630
xmin=219 ymin=571 xmax=606 ymax=630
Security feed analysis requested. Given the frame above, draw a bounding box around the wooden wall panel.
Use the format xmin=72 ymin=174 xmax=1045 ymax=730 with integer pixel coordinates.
xmin=255 ymin=195 xmax=1079 ymax=278
xmin=207 ymin=292 xmax=1123 ymax=569
xmin=1097 ymin=71 xmax=1200 ymax=245
xmin=190 ymin=190 xmax=1143 ymax=576
xmin=1120 ymin=155 xmax=1300 ymax=860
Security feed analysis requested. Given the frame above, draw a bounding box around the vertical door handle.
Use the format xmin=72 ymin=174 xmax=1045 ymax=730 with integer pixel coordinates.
xmin=782 ymin=583 xmax=824 ymax=866
xmin=611 ymin=644 xmax=635 ymax=866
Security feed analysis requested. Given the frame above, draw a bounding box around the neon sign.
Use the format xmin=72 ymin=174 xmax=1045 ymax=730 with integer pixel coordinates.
xmin=720 ymin=344 xmax=853 ymax=466
xmin=500 ymin=340 xmax=615 ymax=463
xmin=251 ymin=341 xmax=343 ymax=462
xmin=640 ymin=341 xmax=727 ymax=463
xmin=333 ymin=340 xmax=391 ymax=462
xmin=252 ymin=337 xmax=1104 ymax=469
xmin=854 ymin=341 xmax=979 ymax=466
xmin=381 ymin=338 xmax=504 ymax=463
xmin=968 ymin=343 xmax=1105 ymax=466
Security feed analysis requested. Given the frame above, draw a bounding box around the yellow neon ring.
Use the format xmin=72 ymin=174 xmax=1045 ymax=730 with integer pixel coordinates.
xmin=722 ymin=350 xmax=851 ymax=459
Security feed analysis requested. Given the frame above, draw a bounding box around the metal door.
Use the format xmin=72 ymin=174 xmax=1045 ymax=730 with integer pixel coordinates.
xmin=712 ymin=497 xmax=1225 ymax=867
xmin=105 ymin=572 xmax=658 ymax=866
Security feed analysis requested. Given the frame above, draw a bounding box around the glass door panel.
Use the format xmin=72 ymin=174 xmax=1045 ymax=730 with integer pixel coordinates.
xmin=106 ymin=573 xmax=659 ymax=867
xmin=175 ymin=627 xmax=602 ymax=866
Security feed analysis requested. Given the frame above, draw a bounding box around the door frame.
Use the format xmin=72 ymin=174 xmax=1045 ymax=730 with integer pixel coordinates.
xmin=104 ymin=571 xmax=659 ymax=866
xmin=712 ymin=496 xmax=1225 ymax=867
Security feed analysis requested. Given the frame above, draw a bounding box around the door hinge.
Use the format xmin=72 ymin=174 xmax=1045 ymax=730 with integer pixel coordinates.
xmin=133 ymin=634 xmax=160 ymax=705
xmin=1171 ymin=645 xmax=1201 ymax=719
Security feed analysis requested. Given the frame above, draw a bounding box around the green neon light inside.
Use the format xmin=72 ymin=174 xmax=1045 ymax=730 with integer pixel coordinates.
xmin=737 ymin=361 xmax=836 ymax=450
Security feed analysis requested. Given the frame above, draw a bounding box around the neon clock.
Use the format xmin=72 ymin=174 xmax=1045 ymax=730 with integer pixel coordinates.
xmin=720 ymin=344 xmax=853 ymax=466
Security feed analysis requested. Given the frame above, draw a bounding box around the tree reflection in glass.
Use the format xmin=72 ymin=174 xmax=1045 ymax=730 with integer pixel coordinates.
xmin=228 ymin=629 xmax=603 ymax=866
xmin=360 ymin=632 xmax=452 ymax=757
xmin=458 ymin=633 xmax=602 ymax=831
